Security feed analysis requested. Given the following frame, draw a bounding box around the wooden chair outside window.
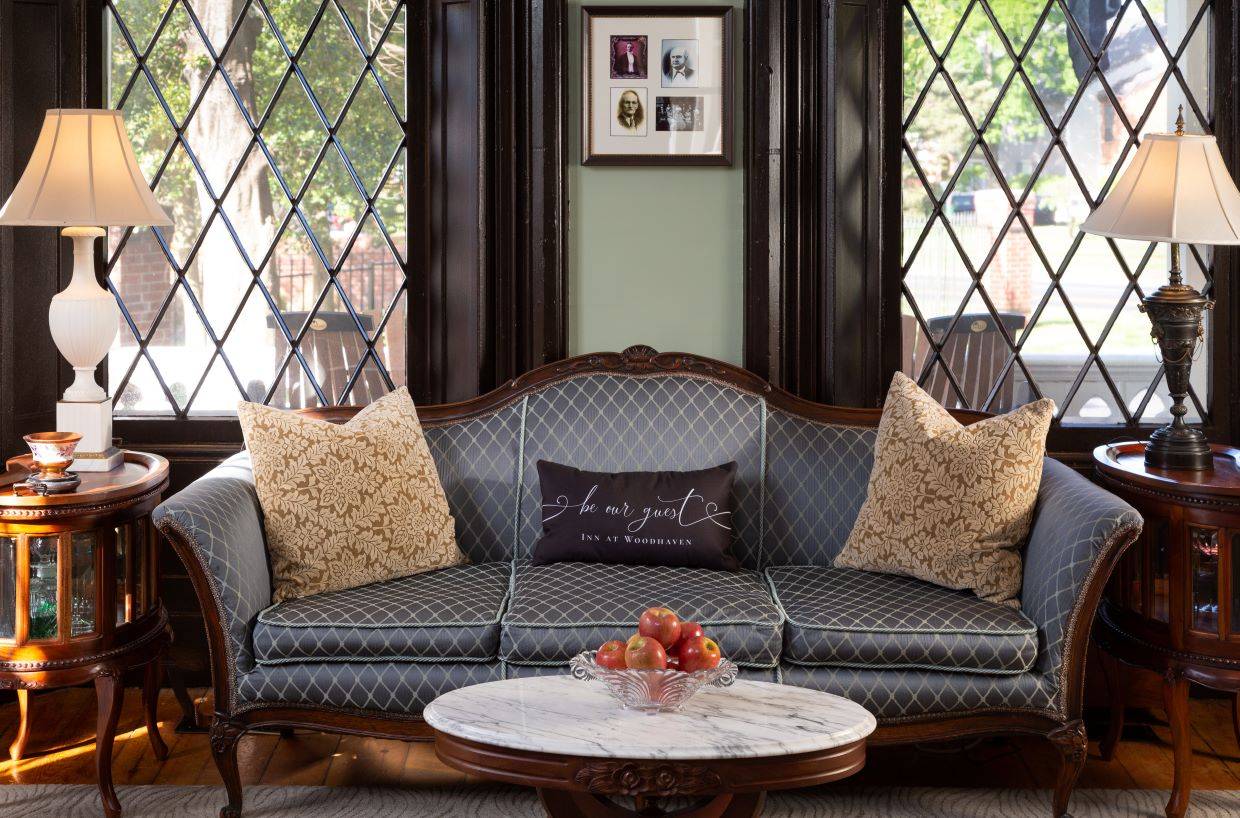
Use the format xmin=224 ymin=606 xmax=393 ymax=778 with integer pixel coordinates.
xmin=263 ymin=312 xmax=387 ymax=408
xmin=903 ymin=312 xmax=1027 ymax=412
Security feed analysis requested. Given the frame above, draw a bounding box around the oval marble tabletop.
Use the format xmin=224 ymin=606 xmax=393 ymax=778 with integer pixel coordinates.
xmin=423 ymin=675 xmax=877 ymax=760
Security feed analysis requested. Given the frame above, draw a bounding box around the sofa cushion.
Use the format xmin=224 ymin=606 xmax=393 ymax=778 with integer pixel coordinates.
xmin=779 ymin=665 xmax=1053 ymax=720
xmin=767 ymin=566 xmax=1038 ymax=674
xmin=253 ymin=562 xmax=511 ymax=664
xmin=500 ymin=563 xmax=782 ymax=667
xmin=238 ymin=661 xmax=505 ymax=715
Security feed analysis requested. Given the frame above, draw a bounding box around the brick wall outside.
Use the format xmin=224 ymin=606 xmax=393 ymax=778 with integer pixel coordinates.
xmin=112 ymin=230 xmax=184 ymax=346
xmin=972 ymin=189 xmax=1037 ymax=317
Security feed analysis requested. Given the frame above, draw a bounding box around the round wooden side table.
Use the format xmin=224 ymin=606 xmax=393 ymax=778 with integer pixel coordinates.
xmin=0 ymin=450 xmax=170 ymax=818
xmin=1093 ymin=442 xmax=1240 ymax=818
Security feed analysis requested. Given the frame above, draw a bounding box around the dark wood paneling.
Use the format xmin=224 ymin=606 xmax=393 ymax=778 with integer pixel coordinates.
xmin=490 ymin=0 xmax=568 ymax=386
xmin=745 ymin=0 xmax=818 ymax=391
xmin=416 ymin=0 xmax=568 ymax=405
xmin=744 ymin=0 xmax=891 ymax=408
xmin=0 ymin=0 xmax=71 ymax=457
xmin=426 ymin=0 xmax=485 ymax=403
xmin=1214 ymin=0 xmax=1240 ymax=449
xmin=826 ymin=0 xmax=899 ymax=409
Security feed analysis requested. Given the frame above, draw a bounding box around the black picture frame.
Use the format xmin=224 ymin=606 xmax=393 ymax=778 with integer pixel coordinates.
xmin=581 ymin=5 xmax=734 ymax=166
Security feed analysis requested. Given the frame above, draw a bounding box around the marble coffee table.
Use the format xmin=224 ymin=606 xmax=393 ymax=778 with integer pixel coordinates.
xmin=423 ymin=674 xmax=876 ymax=817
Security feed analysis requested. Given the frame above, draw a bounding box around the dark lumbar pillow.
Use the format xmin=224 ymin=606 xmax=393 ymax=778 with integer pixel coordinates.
xmin=531 ymin=460 xmax=739 ymax=569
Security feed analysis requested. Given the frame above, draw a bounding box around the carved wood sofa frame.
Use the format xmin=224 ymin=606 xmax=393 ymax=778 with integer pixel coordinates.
xmin=158 ymin=346 xmax=1141 ymax=818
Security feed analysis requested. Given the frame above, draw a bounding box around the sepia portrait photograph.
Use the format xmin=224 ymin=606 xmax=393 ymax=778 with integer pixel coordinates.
xmin=655 ymin=97 xmax=704 ymax=131
xmin=582 ymin=6 xmax=732 ymax=165
xmin=609 ymin=35 xmax=647 ymax=79
xmin=610 ymin=87 xmax=648 ymax=136
xmin=660 ymin=39 xmax=699 ymax=87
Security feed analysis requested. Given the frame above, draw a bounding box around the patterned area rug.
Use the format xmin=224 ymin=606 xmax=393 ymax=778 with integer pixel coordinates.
xmin=2 ymin=784 xmax=1240 ymax=817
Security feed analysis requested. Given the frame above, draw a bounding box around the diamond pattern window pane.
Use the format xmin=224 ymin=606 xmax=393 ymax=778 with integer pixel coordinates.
xmin=901 ymin=0 xmax=1214 ymax=426
xmin=105 ymin=0 xmax=409 ymax=417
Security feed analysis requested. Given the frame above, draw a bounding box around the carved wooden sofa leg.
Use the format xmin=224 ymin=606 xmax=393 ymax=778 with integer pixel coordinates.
xmin=209 ymin=716 xmax=246 ymax=818
xmin=1048 ymin=720 xmax=1088 ymax=817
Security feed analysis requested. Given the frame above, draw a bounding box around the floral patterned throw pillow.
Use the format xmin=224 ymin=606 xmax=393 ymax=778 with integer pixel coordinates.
xmin=238 ymin=387 xmax=465 ymax=603
xmin=833 ymin=372 xmax=1054 ymax=607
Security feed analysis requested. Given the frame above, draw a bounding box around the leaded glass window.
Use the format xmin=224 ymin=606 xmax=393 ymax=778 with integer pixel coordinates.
xmin=902 ymin=0 xmax=1214 ymax=425
xmin=104 ymin=0 xmax=408 ymax=416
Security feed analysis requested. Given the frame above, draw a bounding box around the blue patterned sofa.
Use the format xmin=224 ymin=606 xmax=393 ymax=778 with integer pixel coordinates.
xmin=154 ymin=347 xmax=1141 ymax=818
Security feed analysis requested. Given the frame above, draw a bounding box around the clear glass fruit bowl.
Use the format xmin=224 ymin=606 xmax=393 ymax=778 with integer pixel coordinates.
xmin=569 ymin=651 xmax=739 ymax=713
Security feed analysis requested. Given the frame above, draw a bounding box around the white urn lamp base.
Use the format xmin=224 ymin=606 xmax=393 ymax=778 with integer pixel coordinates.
xmin=57 ymin=399 xmax=122 ymax=472
xmin=51 ymin=227 xmax=123 ymax=472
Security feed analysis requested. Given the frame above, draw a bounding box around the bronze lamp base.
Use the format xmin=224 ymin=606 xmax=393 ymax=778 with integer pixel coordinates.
xmin=1139 ymin=245 xmax=1213 ymax=472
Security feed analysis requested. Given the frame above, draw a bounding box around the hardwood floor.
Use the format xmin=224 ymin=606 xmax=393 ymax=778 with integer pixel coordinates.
xmin=0 ymin=687 xmax=1238 ymax=791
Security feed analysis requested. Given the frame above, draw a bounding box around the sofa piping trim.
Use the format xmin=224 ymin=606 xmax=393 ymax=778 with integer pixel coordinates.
xmin=509 ymin=395 xmax=529 ymax=589
xmin=253 ymin=594 xmax=511 ymax=630
xmin=252 ymin=654 xmax=500 ymax=667
xmin=256 ymin=604 xmax=508 ymax=629
xmin=766 ymin=405 xmax=881 ymax=432
xmin=500 ymin=615 xmax=784 ymax=628
xmin=777 ymin=655 xmax=1035 ymax=677
xmin=757 ymin=397 xmax=767 ymax=570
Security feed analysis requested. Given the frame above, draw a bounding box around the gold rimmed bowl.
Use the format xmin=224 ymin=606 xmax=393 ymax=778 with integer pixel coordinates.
xmin=23 ymin=431 xmax=82 ymax=494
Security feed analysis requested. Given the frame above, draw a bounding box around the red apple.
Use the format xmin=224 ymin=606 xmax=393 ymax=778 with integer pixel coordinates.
xmin=625 ymin=636 xmax=668 ymax=670
xmin=678 ymin=636 xmax=722 ymax=672
xmin=671 ymin=621 xmax=705 ymax=657
xmin=626 ymin=632 xmax=645 ymax=651
xmin=638 ymin=607 xmax=682 ymax=649
xmin=678 ymin=621 xmax=705 ymax=643
xmin=596 ymin=640 xmax=627 ymax=670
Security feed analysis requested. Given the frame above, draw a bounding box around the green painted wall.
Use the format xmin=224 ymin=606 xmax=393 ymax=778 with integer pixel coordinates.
xmin=566 ymin=0 xmax=745 ymax=364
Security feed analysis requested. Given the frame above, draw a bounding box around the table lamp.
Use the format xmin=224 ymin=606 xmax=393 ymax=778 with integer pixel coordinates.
xmin=1080 ymin=108 xmax=1240 ymax=471
xmin=0 ymin=109 xmax=171 ymax=471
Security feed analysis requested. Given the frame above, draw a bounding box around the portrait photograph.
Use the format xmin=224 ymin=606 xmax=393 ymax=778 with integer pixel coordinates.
xmin=582 ymin=6 xmax=733 ymax=166
xmin=655 ymin=97 xmax=704 ymax=132
xmin=610 ymin=87 xmax=648 ymax=136
xmin=609 ymin=35 xmax=647 ymax=79
xmin=660 ymin=39 xmax=699 ymax=87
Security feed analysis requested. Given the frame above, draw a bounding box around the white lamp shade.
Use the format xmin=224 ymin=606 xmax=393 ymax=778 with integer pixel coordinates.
xmin=1080 ymin=133 xmax=1240 ymax=245
xmin=0 ymin=109 xmax=171 ymax=227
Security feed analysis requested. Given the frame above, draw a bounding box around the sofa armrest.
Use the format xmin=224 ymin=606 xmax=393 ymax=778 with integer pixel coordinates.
xmin=1021 ymin=457 xmax=1142 ymax=717
xmin=153 ymin=452 xmax=271 ymax=708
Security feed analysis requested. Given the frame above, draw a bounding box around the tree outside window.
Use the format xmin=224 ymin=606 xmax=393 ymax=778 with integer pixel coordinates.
xmin=104 ymin=0 xmax=408 ymax=416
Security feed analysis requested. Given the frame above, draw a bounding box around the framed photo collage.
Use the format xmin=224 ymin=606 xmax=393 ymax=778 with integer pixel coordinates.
xmin=582 ymin=6 xmax=734 ymax=166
